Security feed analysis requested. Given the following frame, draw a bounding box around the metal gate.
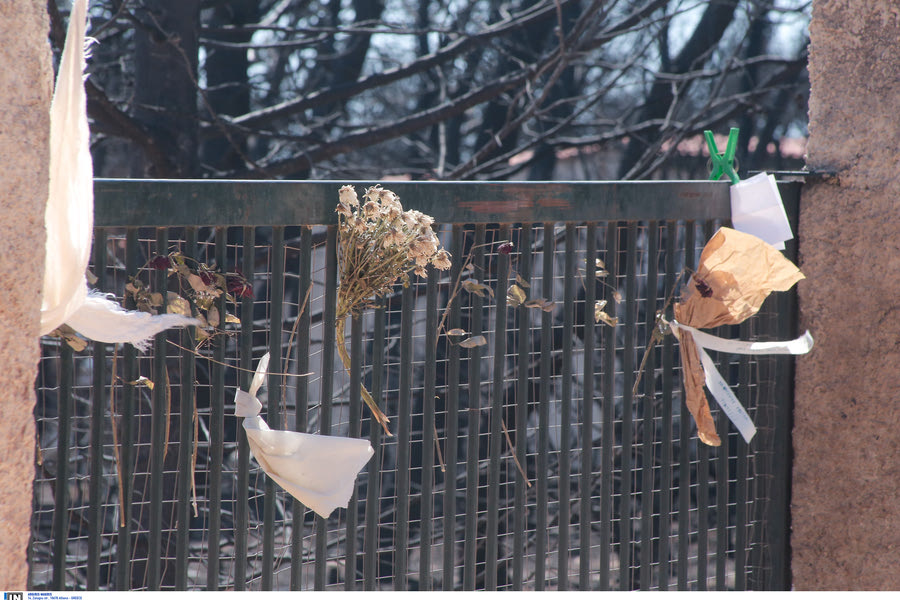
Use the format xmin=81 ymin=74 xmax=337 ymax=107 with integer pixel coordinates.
xmin=31 ymin=180 xmax=800 ymax=590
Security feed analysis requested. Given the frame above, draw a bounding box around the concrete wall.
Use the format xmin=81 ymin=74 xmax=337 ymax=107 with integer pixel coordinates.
xmin=0 ymin=0 xmax=51 ymax=589
xmin=794 ymin=0 xmax=900 ymax=590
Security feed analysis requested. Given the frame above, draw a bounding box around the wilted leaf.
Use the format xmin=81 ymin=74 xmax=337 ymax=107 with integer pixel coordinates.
xmin=51 ymin=324 xmax=88 ymax=351
xmin=459 ymin=335 xmax=487 ymax=348
xmin=515 ymin=273 xmax=530 ymax=289
xmin=595 ymin=299 xmax=618 ymax=326
xmin=595 ymin=258 xmax=608 ymax=277
xmin=167 ymin=292 xmax=192 ymax=317
xmin=447 ymin=328 xmax=467 ymax=336
xmin=462 ymin=279 xmax=494 ymax=298
xmin=66 ymin=336 xmax=88 ymax=351
xmin=126 ymin=376 xmax=154 ymax=391
xmin=613 ymin=291 xmax=623 ymax=304
xmin=207 ymin=306 xmax=220 ymax=328
xmin=225 ymin=313 xmax=241 ymax=324
xmin=195 ymin=295 xmax=215 ymax=311
xmin=85 ymin=269 xmax=98 ymax=285
xmin=525 ymin=298 xmax=555 ymax=312
xmin=149 ymin=292 xmax=164 ymax=308
xmin=595 ymin=310 xmax=618 ymax=327
xmin=187 ymin=273 xmax=211 ymax=293
xmin=506 ymin=284 xmax=527 ymax=307
xmin=462 ymin=262 xmax=474 ymax=274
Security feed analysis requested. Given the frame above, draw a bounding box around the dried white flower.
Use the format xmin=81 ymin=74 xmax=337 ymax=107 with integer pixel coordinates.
xmin=336 ymin=200 xmax=353 ymax=217
xmin=432 ymin=249 xmax=452 ymax=270
xmin=339 ymin=185 xmax=359 ymax=207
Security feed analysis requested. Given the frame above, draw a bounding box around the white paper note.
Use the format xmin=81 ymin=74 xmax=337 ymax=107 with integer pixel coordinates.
xmin=729 ymin=172 xmax=793 ymax=250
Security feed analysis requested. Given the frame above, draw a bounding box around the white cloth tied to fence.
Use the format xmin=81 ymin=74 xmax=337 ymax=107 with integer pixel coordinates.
xmin=670 ymin=320 xmax=813 ymax=443
xmin=40 ymin=0 xmax=198 ymax=349
xmin=235 ymin=353 xmax=375 ymax=519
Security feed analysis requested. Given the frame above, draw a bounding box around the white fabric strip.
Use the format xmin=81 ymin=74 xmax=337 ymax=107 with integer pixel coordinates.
xmin=41 ymin=0 xmax=199 ymax=348
xmin=671 ymin=320 xmax=813 ymax=444
xmin=697 ymin=345 xmax=757 ymax=443
xmin=673 ymin=322 xmax=814 ymax=356
xmin=235 ymin=353 xmax=374 ymax=519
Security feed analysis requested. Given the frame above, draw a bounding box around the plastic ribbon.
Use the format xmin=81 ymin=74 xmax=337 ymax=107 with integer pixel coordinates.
xmin=41 ymin=0 xmax=198 ymax=349
xmin=671 ymin=321 xmax=813 ymax=443
xmin=235 ymin=353 xmax=374 ymax=519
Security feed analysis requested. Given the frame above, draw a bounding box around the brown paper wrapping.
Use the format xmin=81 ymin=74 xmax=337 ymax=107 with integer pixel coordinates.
xmin=673 ymin=227 xmax=804 ymax=446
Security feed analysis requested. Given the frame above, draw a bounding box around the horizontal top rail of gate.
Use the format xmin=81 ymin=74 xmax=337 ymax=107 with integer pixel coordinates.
xmin=94 ymin=179 xmax=733 ymax=226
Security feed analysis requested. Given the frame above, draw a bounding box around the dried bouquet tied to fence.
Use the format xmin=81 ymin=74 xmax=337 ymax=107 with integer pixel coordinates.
xmin=335 ymin=185 xmax=451 ymax=435
xmin=672 ymin=227 xmax=806 ymax=446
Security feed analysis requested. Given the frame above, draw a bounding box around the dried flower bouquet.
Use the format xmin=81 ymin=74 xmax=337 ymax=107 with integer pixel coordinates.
xmin=335 ymin=185 xmax=451 ymax=435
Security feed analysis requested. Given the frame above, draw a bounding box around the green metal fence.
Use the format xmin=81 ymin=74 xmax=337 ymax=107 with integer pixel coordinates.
xmin=31 ymin=179 xmax=800 ymax=590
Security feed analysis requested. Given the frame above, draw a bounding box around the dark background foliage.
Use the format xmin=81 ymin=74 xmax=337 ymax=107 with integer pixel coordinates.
xmin=49 ymin=0 xmax=810 ymax=181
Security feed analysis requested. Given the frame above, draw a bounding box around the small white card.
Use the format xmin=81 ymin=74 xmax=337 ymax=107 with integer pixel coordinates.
xmin=729 ymin=172 xmax=793 ymax=250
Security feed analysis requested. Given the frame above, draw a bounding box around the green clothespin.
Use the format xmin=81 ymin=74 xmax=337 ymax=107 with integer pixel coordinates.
xmin=705 ymin=127 xmax=740 ymax=185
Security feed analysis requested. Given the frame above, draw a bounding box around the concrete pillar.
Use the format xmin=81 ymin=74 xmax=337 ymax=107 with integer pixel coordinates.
xmin=0 ymin=0 xmax=51 ymax=589
xmin=794 ymin=1 xmax=900 ymax=590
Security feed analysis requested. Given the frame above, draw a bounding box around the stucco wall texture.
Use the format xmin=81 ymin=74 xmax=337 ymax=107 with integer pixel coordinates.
xmin=794 ymin=0 xmax=900 ymax=591
xmin=0 ymin=0 xmax=50 ymax=589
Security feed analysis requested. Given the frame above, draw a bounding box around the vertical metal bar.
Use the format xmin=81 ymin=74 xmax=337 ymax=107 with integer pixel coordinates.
xmin=599 ymin=221 xmax=617 ymax=590
xmin=87 ymin=227 xmax=108 ymax=590
xmin=234 ymin=226 xmax=255 ymax=591
xmin=558 ymin=222 xmax=575 ymax=590
xmin=176 ymin=227 xmax=198 ymax=589
xmin=261 ymin=226 xmax=285 ymax=590
xmin=619 ymin=221 xmax=637 ymax=590
xmin=363 ymin=304 xmax=385 ymax=590
xmin=463 ymin=224 xmax=485 ymax=591
xmin=420 ymin=264 xmax=439 ymax=590
xmin=291 ymin=225 xmax=313 ymax=591
xmin=208 ymin=228 xmax=227 ymax=591
xmin=52 ymin=342 xmax=73 ymax=590
xmin=580 ymin=222 xmax=596 ymax=590
xmin=442 ymin=225 xmax=464 ymax=590
xmin=715 ymin=363 xmax=730 ymax=591
xmin=677 ymin=221 xmax=696 ymax=590
xmin=148 ymin=227 xmax=169 ymax=590
xmin=486 ymin=224 xmax=510 ymax=590
xmin=768 ymin=182 xmax=801 ymax=591
xmin=315 ymin=225 xmax=338 ymax=590
xmin=345 ymin=312 xmax=363 ymax=589
xmin=535 ymin=223 xmax=554 ymax=591
xmin=696 ymin=222 xmax=713 ymax=591
xmin=734 ymin=319 xmax=751 ymax=590
xmin=512 ymin=223 xmax=532 ymax=590
xmin=657 ymin=221 xmax=677 ymax=591
xmin=117 ymin=228 xmax=139 ymax=590
xmin=395 ymin=282 xmax=414 ymax=590
xmin=639 ymin=221 xmax=659 ymax=591
xmin=619 ymin=222 xmax=638 ymax=590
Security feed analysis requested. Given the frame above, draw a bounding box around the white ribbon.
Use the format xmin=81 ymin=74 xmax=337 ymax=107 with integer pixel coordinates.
xmin=671 ymin=321 xmax=813 ymax=443
xmin=41 ymin=0 xmax=198 ymax=349
xmin=235 ymin=353 xmax=375 ymax=519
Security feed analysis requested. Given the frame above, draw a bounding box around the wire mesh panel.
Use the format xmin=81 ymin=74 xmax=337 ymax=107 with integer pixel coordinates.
xmin=31 ymin=180 xmax=799 ymax=590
